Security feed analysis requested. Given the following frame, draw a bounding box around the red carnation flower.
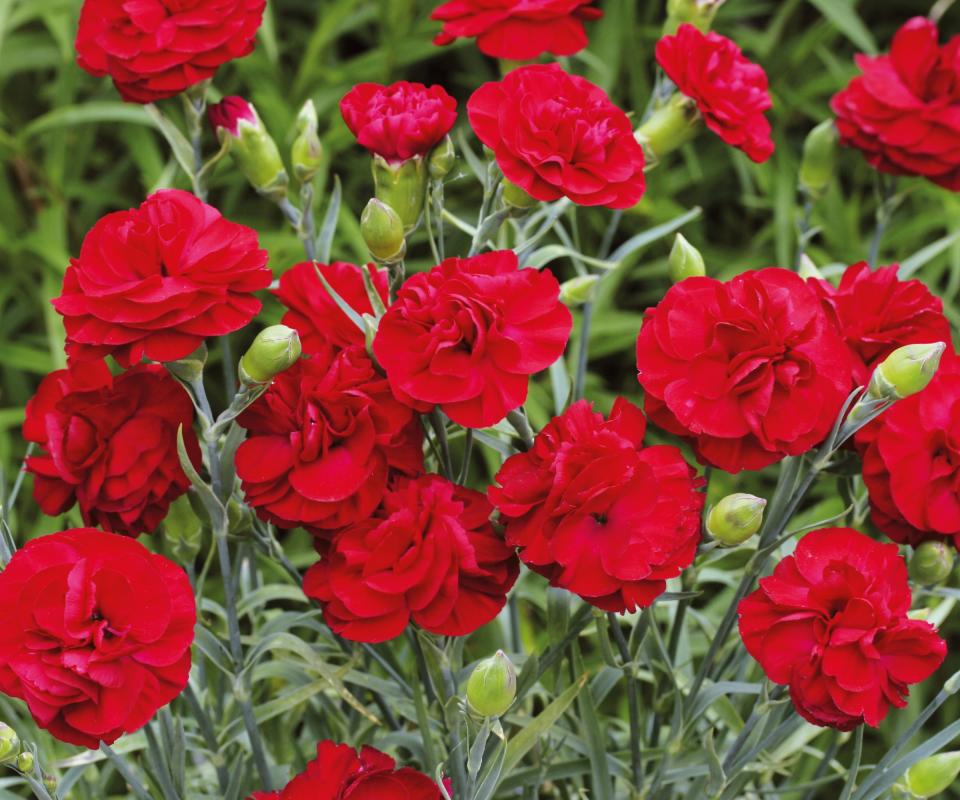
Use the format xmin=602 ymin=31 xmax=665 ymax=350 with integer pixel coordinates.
xmin=656 ymin=24 xmax=774 ymax=163
xmin=304 ymin=474 xmax=519 ymax=642
xmin=489 ymin=397 xmax=704 ymax=612
xmin=247 ymin=740 xmax=443 ymax=800
xmin=468 ymin=64 xmax=646 ymax=208
xmin=860 ymin=354 xmax=960 ymax=548
xmin=432 ymin=0 xmax=602 ymax=60
xmin=53 ymin=189 xmax=271 ymax=368
xmin=274 ymin=261 xmax=388 ymax=359
xmin=75 ymin=0 xmax=266 ymax=104
xmin=236 ymin=346 xmax=423 ymax=535
xmin=831 ymin=17 xmax=960 ymax=190
xmin=23 ymin=362 xmax=202 ymax=537
xmin=810 ymin=262 xmax=951 ymax=386
xmin=340 ymin=81 xmax=457 ymax=163
xmin=0 ymin=528 xmax=195 ymax=748
xmin=739 ymin=527 xmax=946 ymax=730
xmin=373 ymin=250 xmax=572 ymax=428
xmin=636 ymin=268 xmax=852 ymax=473
xmin=208 ymin=96 xmax=257 ymax=136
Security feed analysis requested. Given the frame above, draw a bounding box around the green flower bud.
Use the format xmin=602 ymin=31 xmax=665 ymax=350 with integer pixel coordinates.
xmin=707 ymin=493 xmax=766 ymax=547
xmin=466 ymin=650 xmax=517 ymax=718
xmin=909 ymin=541 xmax=955 ymax=586
xmin=867 ymin=342 xmax=946 ymax=401
xmin=0 ymin=724 xmax=19 ymax=764
xmin=227 ymin=497 xmax=254 ymax=537
xmin=502 ymin=179 xmax=538 ymax=211
xmin=166 ymin=342 xmax=208 ymax=383
xmin=361 ymin=199 xmax=406 ymax=263
xmin=668 ymin=233 xmax=706 ymax=282
xmin=162 ymin=494 xmax=203 ymax=562
xmin=428 ymin=135 xmax=456 ymax=181
xmin=799 ymin=119 xmax=838 ymax=198
xmin=15 ymin=751 xmax=34 ymax=774
xmin=239 ymin=325 xmax=302 ymax=385
xmin=664 ymin=0 xmax=724 ymax=35
xmin=372 ymin=154 xmax=427 ymax=233
xmin=635 ymin=94 xmax=700 ymax=164
xmin=797 ymin=253 xmax=825 ymax=281
xmin=291 ymin=99 xmax=324 ymax=183
xmin=208 ymin=97 xmax=289 ymax=201
xmin=904 ymin=751 xmax=960 ymax=798
xmin=43 ymin=774 xmax=57 ymax=794
xmin=560 ymin=275 xmax=601 ymax=307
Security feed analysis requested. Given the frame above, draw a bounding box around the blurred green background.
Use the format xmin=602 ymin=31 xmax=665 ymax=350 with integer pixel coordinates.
xmin=2 ymin=0 xmax=960 ymax=797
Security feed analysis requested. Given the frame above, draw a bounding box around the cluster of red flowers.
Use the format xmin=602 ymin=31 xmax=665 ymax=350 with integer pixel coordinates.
xmin=8 ymin=0 xmax=951 ymax=769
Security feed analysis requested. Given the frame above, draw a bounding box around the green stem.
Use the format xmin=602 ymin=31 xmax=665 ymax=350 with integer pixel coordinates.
xmin=506 ymin=409 xmax=535 ymax=450
xmin=428 ymin=410 xmax=454 ymax=480
xmin=608 ymin=614 xmax=643 ymax=794
xmin=839 ymin=727 xmax=865 ymax=800
xmin=574 ymin=302 xmax=594 ymax=401
xmin=182 ymin=684 xmax=230 ymax=794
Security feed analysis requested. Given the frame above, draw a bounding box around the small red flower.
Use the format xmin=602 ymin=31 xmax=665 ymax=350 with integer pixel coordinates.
xmin=656 ymin=24 xmax=774 ymax=163
xmin=75 ymin=0 xmax=266 ymax=104
xmin=489 ymin=398 xmax=704 ymax=612
xmin=636 ymin=268 xmax=852 ymax=473
xmin=208 ymin=96 xmax=257 ymax=136
xmin=431 ymin=0 xmax=602 ymax=60
xmin=0 ymin=528 xmax=196 ymax=748
xmin=246 ymin=740 xmax=444 ymax=800
xmin=274 ymin=261 xmax=388 ymax=360
xmin=304 ymin=474 xmax=519 ymax=643
xmin=373 ymin=250 xmax=572 ymax=428
xmin=340 ymin=81 xmax=457 ymax=163
xmin=739 ymin=527 xmax=946 ymax=730
xmin=810 ymin=262 xmax=951 ymax=386
xmin=23 ymin=362 xmax=202 ymax=537
xmin=860 ymin=354 xmax=960 ymax=548
xmin=468 ymin=64 xmax=646 ymax=208
xmin=236 ymin=346 xmax=423 ymax=535
xmin=832 ymin=17 xmax=960 ymax=190
xmin=53 ymin=189 xmax=271 ymax=368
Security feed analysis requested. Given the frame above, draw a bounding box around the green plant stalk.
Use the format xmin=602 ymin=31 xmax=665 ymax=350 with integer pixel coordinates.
xmin=181 ymin=683 xmax=230 ymax=794
xmin=607 ymin=613 xmax=643 ymax=795
xmin=838 ymin=726 xmax=864 ymax=800
xmin=182 ymin=89 xmax=209 ymax=202
xmin=468 ymin=162 xmax=503 ymax=257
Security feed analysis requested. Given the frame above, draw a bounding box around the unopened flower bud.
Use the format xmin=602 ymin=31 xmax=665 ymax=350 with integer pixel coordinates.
xmin=0 ymin=724 xmax=19 ymax=764
xmin=909 ymin=541 xmax=955 ymax=585
xmin=227 ymin=497 xmax=254 ymax=537
xmin=867 ymin=342 xmax=946 ymax=401
xmin=166 ymin=342 xmax=208 ymax=383
xmin=43 ymin=774 xmax=57 ymax=793
xmin=560 ymin=275 xmax=601 ymax=306
xmin=209 ymin=97 xmax=288 ymax=201
xmin=428 ymin=135 xmax=456 ymax=181
xmin=361 ymin=199 xmax=406 ymax=263
xmin=162 ymin=494 xmax=203 ymax=562
xmin=372 ymin=154 xmax=427 ymax=233
xmin=664 ymin=0 xmax=724 ymax=34
xmin=904 ymin=751 xmax=960 ymax=798
xmin=239 ymin=325 xmax=302 ymax=385
xmin=797 ymin=253 xmax=824 ymax=281
xmin=668 ymin=233 xmax=706 ymax=282
xmin=502 ymin=179 xmax=538 ymax=211
xmin=635 ymin=94 xmax=700 ymax=164
xmin=291 ymin=99 xmax=324 ymax=182
xmin=799 ymin=119 xmax=838 ymax=198
xmin=467 ymin=650 xmax=517 ymax=718
xmin=707 ymin=493 xmax=766 ymax=546
xmin=15 ymin=751 xmax=34 ymax=774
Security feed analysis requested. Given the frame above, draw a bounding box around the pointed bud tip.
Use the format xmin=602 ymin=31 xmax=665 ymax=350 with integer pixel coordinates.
xmin=909 ymin=540 xmax=955 ymax=586
xmin=428 ymin=135 xmax=456 ymax=181
xmin=871 ymin=341 xmax=947 ymax=401
xmin=560 ymin=275 xmax=600 ymax=306
xmin=707 ymin=493 xmax=766 ymax=546
xmin=905 ymin=751 xmax=960 ymax=798
xmin=467 ymin=651 xmax=518 ymax=718
xmin=668 ymin=233 xmax=706 ymax=283
xmin=240 ymin=325 xmax=302 ymax=384
xmin=361 ymin=198 xmax=406 ymax=263
xmin=799 ymin=119 xmax=839 ymax=197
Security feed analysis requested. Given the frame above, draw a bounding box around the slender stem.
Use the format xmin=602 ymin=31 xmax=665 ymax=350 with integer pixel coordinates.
xmin=299 ymin=181 xmax=318 ymax=261
xmin=220 ymin=336 xmax=235 ymax=396
xmin=468 ymin=162 xmax=502 ymax=256
xmin=143 ymin=723 xmax=180 ymax=800
xmin=440 ymin=661 xmax=469 ymax=799
xmin=100 ymin=743 xmax=153 ymax=800
xmin=509 ymin=594 xmax=522 ymax=652
xmin=189 ymin=378 xmax=222 ymax=500
xmin=182 ymin=684 xmax=230 ymax=794
xmin=838 ymin=727 xmax=865 ymax=800
xmin=608 ymin=614 xmax=643 ymax=794
xmin=868 ymin=176 xmax=897 ymax=268
xmin=216 ymin=531 xmax=273 ymax=789
xmin=4 ymin=442 xmax=35 ymax=519
xmin=278 ymin=197 xmax=317 ymax=261
xmin=722 ymin=686 xmax=786 ymax=772
xmin=795 ymin=197 xmax=814 ymax=268
xmin=182 ymin=90 xmax=208 ymax=202
xmin=457 ymin=429 xmax=474 ymax=485
xmin=506 ymin=409 xmax=535 ymax=450
xmin=573 ymin=302 xmax=594 ymax=401
xmin=930 ymin=0 xmax=957 ymax=22
xmin=427 ymin=410 xmax=454 ymax=480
